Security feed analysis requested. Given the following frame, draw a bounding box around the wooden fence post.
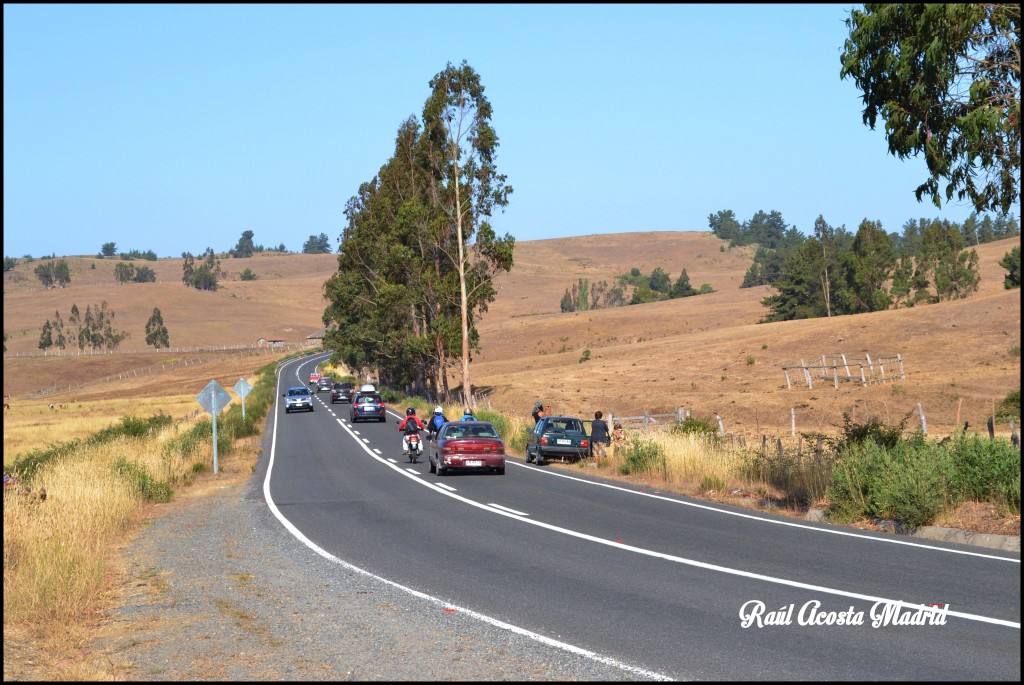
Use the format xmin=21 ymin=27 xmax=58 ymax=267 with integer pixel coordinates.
xmin=790 ymin=407 xmax=796 ymax=437
xmin=917 ymin=402 xmax=927 ymax=435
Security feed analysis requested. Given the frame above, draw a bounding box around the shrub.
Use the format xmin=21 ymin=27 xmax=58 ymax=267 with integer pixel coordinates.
xmin=700 ymin=475 xmax=726 ymax=493
xmin=828 ymin=438 xmax=952 ymax=527
xmin=619 ymin=437 xmax=665 ymax=475
xmin=995 ymin=388 xmax=1020 ymax=422
xmin=670 ymin=415 xmax=718 ymax=438
xmin=113 ymin=456 xmax=174 ymax=503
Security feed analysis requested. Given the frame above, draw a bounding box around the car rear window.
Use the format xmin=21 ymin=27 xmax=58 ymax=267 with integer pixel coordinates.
xmin=360 ymin=394 xmax=382 ymax=403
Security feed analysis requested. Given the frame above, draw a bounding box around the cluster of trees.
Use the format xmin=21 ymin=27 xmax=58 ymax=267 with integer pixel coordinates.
xmin=98 ymin=243 xmax=156 ymax=260
xmin=323 ymin=61 xmax=513 ymax=402
xmin=114 ymin=262 xmax=157 ymax=284
xmin=229 ymin=231 xmax=267 ymax=258
xmin=38 ymin=302 xmax=130 ymax=352
xmin=302 ymin=233 xmax=333 ymax=254
xmin=33 ymin=259 xmax=71 ymax=289
xmin=708 ymin=208 xmax=1019 ymax=322
xmin=181 ymin=248 xmax=224 ymax=291
xmin=559 ymin=268 xmax=715 ymax=313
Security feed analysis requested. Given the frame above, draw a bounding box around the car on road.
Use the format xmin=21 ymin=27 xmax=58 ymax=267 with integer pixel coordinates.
xmin=317 ymin=376 xmax=333 ymax=392
xmin=350 ymin=392 xmax=386 ymax=423
xmin=526 ymin=415 xmax=590 ymax=464
xmin=308 ymin=371 xmax=321 ymax=386
xmin=330 ymin=381 xmax=355 ymax=404
xmin=283 ymin=386 xmax=314 ymax=413
xmin=428 ymin=420 xmax=505 ymax=475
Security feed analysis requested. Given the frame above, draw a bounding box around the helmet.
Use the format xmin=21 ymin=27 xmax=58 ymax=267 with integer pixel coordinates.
xmin=433 ymin=405 xmax=443 ymax=414
xmin=464 ymin=407 xmax=472 ymax=414
xmin=534 ymin=401 xmax=543 ymax=410
xmin=406 ymin=407 xmax=416 ymax=416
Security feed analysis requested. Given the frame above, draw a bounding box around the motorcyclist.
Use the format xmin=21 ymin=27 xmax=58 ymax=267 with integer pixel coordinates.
xmin=461 ymin=407 xmax=475 ymax=421
xmin=427 ymin=405 xmax=448 ymax=440
xmin=398 ymin=407 xmax=425 ymax=454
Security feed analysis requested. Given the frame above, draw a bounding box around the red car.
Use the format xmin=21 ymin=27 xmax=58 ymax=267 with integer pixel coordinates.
xmin=309 ymin=371 xmax=321 ymax=385
xmin=428 ymin=421 xmax=505 ymax=476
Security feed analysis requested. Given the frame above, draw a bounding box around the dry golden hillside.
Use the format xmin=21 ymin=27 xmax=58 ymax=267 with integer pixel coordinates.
xmin=3 ymin=235 xmax=1021 ymax=441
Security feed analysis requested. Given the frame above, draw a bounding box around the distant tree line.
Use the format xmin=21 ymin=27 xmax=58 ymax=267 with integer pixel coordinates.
xmin=33 ymin=259 xmax=71 ymax=289
xmin=114 ymin=262 xmax=156 ymax=284
xmin=38 ymin=302 xmax=130 ymax=352
xmin=559 ymin=268 xmax=715 ymax=313
xmin=708 ymin=208 xmax=1019 ymax=322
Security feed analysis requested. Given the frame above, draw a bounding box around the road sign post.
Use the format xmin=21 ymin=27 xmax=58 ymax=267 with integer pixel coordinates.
xmin=233 ymin=377 xmax=253 ymax=422
xmin=195 ymin=379 xmax=231 ymax=474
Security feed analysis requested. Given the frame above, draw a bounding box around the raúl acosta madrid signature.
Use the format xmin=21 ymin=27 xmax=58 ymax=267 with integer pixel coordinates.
xmin=738 ymin=599 xmax=949 ymax=628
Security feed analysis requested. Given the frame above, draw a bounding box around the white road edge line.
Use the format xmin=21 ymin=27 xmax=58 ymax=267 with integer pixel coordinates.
xmin=516 ymin=458 xmax=1020 ymax=563
xmin=273 ymin=358 xmax=1019 ymax=633
xmin=267 ymin=360 xmax=673 ymax=681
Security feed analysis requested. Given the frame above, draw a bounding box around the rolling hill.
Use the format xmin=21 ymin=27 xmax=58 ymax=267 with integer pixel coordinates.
xmin=3 ymin=234 xmax=1020 ymax=440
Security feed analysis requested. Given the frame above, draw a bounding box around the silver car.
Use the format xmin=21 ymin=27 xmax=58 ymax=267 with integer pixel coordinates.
xmin=283 ymin=386 xmax=314 ymax=413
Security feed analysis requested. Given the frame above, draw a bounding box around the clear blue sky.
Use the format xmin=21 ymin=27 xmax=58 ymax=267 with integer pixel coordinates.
xmin=3 ymin=4 xmax=992 ymax=259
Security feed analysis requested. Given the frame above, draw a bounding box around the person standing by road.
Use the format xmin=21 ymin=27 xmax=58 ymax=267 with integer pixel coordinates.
xmin=589 ymin=410 xmax=610 ymax=462
xmin=532 ymin=401 xmax=547 ymax=425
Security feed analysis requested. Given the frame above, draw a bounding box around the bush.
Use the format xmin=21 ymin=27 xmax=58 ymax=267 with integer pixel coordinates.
xmin=995 ymin=388 xmax=1020 ymax=422
xmin=670 ymin=415 xmax=718 ymax=438
xmin=113 ymin=456 xmax=174 ymax=503
xmin=828 ymin=438 xmax=951 ymax=527
xmin=619 ymin=437 xmax=665 ymax=475
xmin=946 ymin=433 xmax=1021 ymax=511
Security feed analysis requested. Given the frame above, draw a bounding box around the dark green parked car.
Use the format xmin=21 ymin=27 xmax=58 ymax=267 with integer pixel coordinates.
xmin=526 ymin=416 xmax=591 ymax=464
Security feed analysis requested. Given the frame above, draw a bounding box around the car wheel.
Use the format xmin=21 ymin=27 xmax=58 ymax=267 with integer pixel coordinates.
xmin=428 ymin=454 xmax=436 ymax=474
xmin=285 ymin=408 xmax=291 ymax=414
xmin=436 ymin=458 xmax=445 ymax=476
xmin=496 ymin=466 xmax=505 ymax=475
xmin=379 ymin=417 xmax=386 ymax=423
xmin=525 ymin=446 xmax=534 ymax=463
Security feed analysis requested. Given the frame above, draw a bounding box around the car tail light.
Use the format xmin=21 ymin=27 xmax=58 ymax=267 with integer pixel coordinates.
xmin=539 ymin=436 xmax=549 ymax=446
xmin=580 ymin=439 xmax=589 ymax=448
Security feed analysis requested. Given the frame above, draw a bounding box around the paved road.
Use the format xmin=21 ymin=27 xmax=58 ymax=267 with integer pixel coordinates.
xmin=265 ymin=354 xmax=1020 ymax=680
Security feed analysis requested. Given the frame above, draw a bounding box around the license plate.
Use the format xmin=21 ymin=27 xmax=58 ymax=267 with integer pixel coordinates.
xmin=466 ymin=460 xmax=483 ymax=467
xmin=556 ymin=439 xmax=571 ymax=445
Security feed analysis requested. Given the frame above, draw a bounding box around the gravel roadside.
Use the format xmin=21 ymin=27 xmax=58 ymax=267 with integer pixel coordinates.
xmin=88 ymin=464 xmax=660 ymax=681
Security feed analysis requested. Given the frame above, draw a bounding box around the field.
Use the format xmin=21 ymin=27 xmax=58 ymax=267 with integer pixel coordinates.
xmin=3 ymin=233 xmax=1021 ymax=461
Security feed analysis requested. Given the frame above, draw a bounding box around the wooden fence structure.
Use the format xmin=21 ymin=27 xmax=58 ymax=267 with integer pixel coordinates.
xmin=781 ymin=353 xmax=905 ymax=390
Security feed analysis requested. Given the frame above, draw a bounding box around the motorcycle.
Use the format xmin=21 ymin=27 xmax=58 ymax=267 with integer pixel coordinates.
xmin=397 ymin=419 xmax=424 ymax=463
xmin=405 ymin=431 xmax=423 ymax=463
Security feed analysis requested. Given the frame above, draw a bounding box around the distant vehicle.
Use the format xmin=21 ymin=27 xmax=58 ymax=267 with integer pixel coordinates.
xmin=283 ymin=386 xmax=314 ymax=413
xmin=350 ymin=392 xmax=386 ymax=423
xmin=526 ymin=416 xmax=590 ymax=464
xmin=428 ymin=420 xmax=505 ymax=476
xmin=317 ymin=377 xmax=333 ymax=392
xmin=308 ymin=371 xmax=321 ymax=386
xmin=331 ymin=382 xmax=355 ymax=404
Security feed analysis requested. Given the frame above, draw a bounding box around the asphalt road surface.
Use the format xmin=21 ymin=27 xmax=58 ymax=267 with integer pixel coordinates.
xmin=264 ymin=354 xmax=1020 ymax=680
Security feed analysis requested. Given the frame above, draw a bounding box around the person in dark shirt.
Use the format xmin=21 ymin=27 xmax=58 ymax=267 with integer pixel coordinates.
xmin=589 ymin=410 xmax=610 ymax=461
xmin=532 ymin=401 xmax=546 ymax=425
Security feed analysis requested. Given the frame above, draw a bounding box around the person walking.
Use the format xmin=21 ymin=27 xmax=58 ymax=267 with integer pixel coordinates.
xmin=589 ymin=410 xmax=610 ymax=463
